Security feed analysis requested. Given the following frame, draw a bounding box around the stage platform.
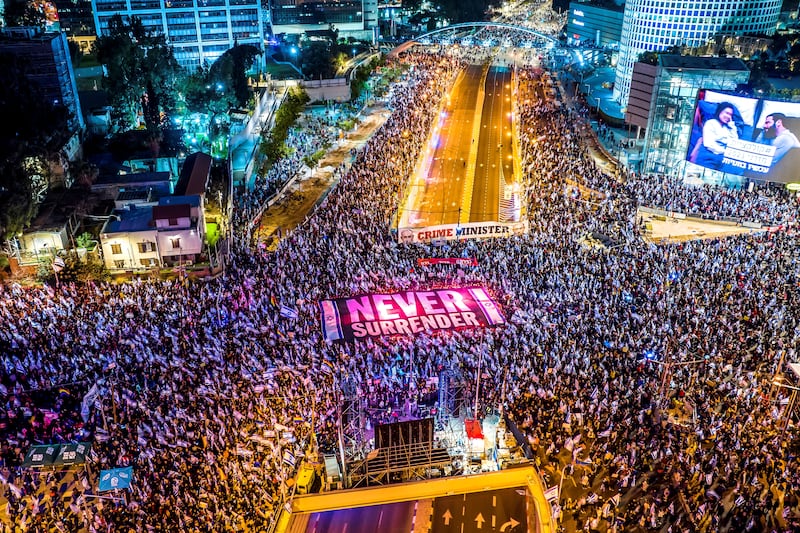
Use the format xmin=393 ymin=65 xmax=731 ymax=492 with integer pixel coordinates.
xmin=278 ymin=465 xmax=554 ymax=533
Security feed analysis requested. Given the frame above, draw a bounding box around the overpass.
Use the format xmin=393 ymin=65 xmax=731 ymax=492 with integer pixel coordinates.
xmin=388 ymin=22 xmax=559 ymax=58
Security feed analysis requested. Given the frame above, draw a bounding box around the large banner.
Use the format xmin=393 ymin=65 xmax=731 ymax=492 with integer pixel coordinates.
xmin=398 ymin=221 xmax=528 ymax=244
xmin=319 ymin=287 xmax=505 ymax=342
xmin=687 ymin=89 xmax=800 ymax=183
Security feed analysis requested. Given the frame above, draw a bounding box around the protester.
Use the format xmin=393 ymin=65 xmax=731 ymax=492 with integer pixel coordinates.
xmin=0 ymin=47 xmax=798 ymax=533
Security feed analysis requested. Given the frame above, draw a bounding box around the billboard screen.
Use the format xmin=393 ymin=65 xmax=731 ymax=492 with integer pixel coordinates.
xmin=319 ymin=287 xmax=506 ymax=342
xmin=686 ymin=89 xmax=800 ymax=183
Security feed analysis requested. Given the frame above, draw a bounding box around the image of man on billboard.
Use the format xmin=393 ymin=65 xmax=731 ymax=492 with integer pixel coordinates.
xmin=753 ymin=111 xmax=800 ymax=169
xmin=687 ymin=89 xmax=800 ymax=183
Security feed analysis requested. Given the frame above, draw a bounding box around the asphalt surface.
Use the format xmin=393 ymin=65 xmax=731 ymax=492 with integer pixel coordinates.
xmin=409 ymin=61 xmax=518 ymax=228
xmin=471 ymin=66 xmax=514 ymax=223
xmin=416 ymin=64 xmax=483 ymax=227
xmin=431 ymin=487 xmax=527 ymax=533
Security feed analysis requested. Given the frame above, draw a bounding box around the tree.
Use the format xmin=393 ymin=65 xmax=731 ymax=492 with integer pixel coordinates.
xmin=436 ymin=0 xmax=495 ymax=24
xmin=1 ymin=0 xmax=46 ymax=28
xmin=0 ymin=53 xmax=71 ymax=240
xmin=95 ymin=15 xmax=181 ymax=133
xmin=302 ymin=39 xmax=337 ymax=80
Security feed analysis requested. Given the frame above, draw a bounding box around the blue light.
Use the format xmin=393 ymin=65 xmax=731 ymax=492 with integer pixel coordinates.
xmin=643 ymin=349 xmax=657 ymax=361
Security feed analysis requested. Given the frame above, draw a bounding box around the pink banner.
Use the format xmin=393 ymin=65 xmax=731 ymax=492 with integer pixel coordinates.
xmin=417 ymin=257 xmax=478 ymax=267
xmin=319 ymin=287 xmax=505 ymax=342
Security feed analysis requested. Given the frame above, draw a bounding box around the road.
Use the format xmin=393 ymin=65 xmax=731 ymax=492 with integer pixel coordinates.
xmin=470 ymin=66 xmax=514 ymax=223
xmin=431 ymin=488 xmax=527 ymax=533
xmin=414 ymin=64 xmax=483 ymax=227
xmin=404 ymin=61 xmax=520 ymax=229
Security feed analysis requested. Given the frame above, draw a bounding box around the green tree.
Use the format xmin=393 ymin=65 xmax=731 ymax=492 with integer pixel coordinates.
xmin=0 ymin=53 xmax=71 ymax=240
xmin=1 ymin=0 xmax=46 ymax=28
xmin=302 ymin=39 xmax=337 ymax=80
xmin=259 ymin=86 xmax=309 ymax=164
xmin=95 ymin=15 xmax=181 ymax=133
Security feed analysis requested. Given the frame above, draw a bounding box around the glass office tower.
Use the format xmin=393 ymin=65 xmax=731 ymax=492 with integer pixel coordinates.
xmin=92 ymin=0 xmax=265 ymax=69
xmin=614 ymin=0 xmax=780 ymax=108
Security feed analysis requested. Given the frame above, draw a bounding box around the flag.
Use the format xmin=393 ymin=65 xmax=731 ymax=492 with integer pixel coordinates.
xmin=270 ymin=295 xmax=278 ymax=307
xmin=98 ymin=467 xmax=133 ymax=492
xmin=610 ymin=493 xmax=621 ymax=507
xmin=575 ymin=457 xmax=593 ymax=467
xmin=283 ymin=450 xmax=296 ymax=468
xmin=280 ymin=305 xmax=299 ymax=320
xmin=52 ymin=257 xmax=65 ymax=273
xmin=81 ymin=384 xmax=99 ymax=423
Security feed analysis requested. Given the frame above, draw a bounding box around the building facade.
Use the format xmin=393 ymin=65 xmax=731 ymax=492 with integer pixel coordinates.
xmin=268 ymin=0 xmax=378 ymax=40
xmin=566 ymin=1 xmax=624 ymax=48
xmin=614 ymin=0 xmax=780 ymax=108
xmin=0 ymin=27 xmax=85 ymax=131
xmin=639 ymin=55 xmax=750 ymax=176
xmin=53 ymin=0 xmax=97 ymax=52
xmin=100 ymin=195 xmax=205 ymax=270
xmin=91 ymin=0 xmax=265 ymax=69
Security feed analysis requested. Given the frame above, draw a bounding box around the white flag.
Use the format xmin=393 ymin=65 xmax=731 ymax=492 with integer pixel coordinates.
xmin=81 ymin=384 xmax=99 ymax=422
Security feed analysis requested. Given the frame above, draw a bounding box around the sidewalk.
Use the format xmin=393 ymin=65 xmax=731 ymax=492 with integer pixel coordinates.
xmin=253 ymin=104 xmax=390 ymax=249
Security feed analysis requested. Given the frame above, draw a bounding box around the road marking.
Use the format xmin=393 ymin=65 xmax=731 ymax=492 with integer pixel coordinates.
xmin=475 ymin=513 xmax=485 ymax=529
xmin=443 ymin=509 xmax=452 ymax=525
xmin=500 ymin=518 xmax=520 ymax=532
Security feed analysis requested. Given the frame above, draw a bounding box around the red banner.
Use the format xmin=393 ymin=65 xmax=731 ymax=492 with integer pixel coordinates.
xmin=417 ymin=257 xmax=478 ymax=267
xmin=319 ymin=287 xmax=505 ymax=342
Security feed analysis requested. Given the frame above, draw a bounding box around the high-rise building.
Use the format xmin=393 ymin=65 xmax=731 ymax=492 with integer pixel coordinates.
xmin=91 ymin=0 xmax=265 ymax=69
xmin=0 ymin=27 xmax=84 ymax=131
xmin=566 ymin=1 xmax=624 ymax=48
xmin=614 ymin=0 xmax=781 ymax=108
xmin=52 ymin=0 xmax=97 ymax=53
xmin=268 ymin=0 xmax=378 ymax=41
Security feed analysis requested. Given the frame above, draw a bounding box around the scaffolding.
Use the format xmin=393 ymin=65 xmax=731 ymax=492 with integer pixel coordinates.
xmin=348 ymin=436 xmax=452 ymax=488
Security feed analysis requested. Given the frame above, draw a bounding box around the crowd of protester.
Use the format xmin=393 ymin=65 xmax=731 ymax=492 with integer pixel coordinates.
xmin=0 ymin=48 xmax=798 ymax=533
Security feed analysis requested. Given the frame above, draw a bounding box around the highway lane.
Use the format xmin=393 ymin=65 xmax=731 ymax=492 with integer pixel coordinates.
xmin=471 ymin=66 xmax=514 ymax=223
xmin=415 ymin=64 xmax=484 ymax=227
xmin=431 ymin=487 xmax=528 ymax=533
xmin=302 ymin=501 xmax=415 ymax=533
xmin=402 ymin=59 xmax=523 ymax=234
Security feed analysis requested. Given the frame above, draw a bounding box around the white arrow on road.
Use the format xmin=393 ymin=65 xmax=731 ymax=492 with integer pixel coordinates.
xmin=442 ymin=509 xmax=452 ymax=525
xmin=500 ymin=518 xmax=520 ymax=532
xmin=475 ymin=513 xmax=485 ymax=529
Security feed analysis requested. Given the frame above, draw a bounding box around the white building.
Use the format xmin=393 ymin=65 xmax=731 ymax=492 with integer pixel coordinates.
xmin=91 ymin=0 xmax=265 ymax=69
xmin=614 ymin=0 xmax=781 ymax=108
xmin=100 ymin=196 xmax=205 ymax=270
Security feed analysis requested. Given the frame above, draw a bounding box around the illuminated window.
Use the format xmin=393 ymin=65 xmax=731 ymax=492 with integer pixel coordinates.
xmin=111 ymin=244 xmax=122 ymax=255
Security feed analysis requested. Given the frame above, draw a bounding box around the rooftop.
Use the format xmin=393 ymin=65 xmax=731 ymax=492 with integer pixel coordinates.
xmin=175 ymin=152 xmax=212 ymax=197
xmin=104 ymin=205 xmax=154 ymax=233
xmin=658 ymin=54 xmax=749 ymax=72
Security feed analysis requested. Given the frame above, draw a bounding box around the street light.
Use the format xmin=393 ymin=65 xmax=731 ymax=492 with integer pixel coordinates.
xmin=772 ymin=375 xmax=800 ymax=436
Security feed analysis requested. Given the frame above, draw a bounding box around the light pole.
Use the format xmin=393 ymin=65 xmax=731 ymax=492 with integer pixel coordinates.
xmin=771 ymin=376 xmax=800 ymax=436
